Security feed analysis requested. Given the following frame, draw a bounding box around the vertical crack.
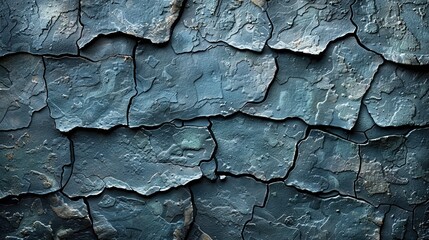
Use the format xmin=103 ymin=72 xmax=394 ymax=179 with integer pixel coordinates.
xmin=126 ymin=41 xmax=139 ymax=126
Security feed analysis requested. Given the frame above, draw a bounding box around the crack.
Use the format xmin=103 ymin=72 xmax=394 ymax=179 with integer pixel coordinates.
xmin=76 ymin=0 xmax=84 ymax=54
xmin=184 ymin=186 xmax=196 ymax=240
xmin=354 ymin=145 xmax=362 ymax=198
xmin=83 ymin=197 xmax=99 ymax=239
xmin=240 ymin=183 xmax=269 ymax=240
xmin=126 ymin=40 xmax=138 ymax=126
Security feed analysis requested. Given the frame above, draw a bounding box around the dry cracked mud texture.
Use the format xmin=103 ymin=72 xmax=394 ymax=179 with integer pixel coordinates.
xmin=0 ymin=0 xmax=428 ymax=239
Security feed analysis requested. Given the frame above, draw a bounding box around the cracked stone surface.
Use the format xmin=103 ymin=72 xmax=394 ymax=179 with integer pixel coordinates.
xmin=242 ymin=37 xmax=383 ymax=130
xmin=267 ymin=0 xmax=355 ymax=54
xmin=243 ymin=182 xmax=384 ymax=239
xmin=0 ymin=192 xmax=95 ymax=239
xmin=0 ymin=54 xmax=45 ymax=130
xmin=0 ymin=107 xmax=70 ymax=199
xmin=414 ymin=201 xmax=429 ymax=239
xmin=211 ymin=113 xmax=307 ymax=181
xmin=63 ymin=124 xmax=215 ymax=197
xmin=78 ymin=0 xmax=184 ymax=47
xmin=87 ymin=188 xmax=192 ymax=240
xmin=364 ymin=62 xmax=429 ymax=127
xmin=190 ymin=177 xmax=266 ymax=240
xmin=0 ymin=0 xmax=81 ymax=56
xmin=285 ymin=129 xmax=360 ymax=196
xmin=80 ymin=35 xmax=137 ymax=61
xmin=44 ymin=55 xmax=135 ymax=132
xmin=128 ymin=43 xmax=276 ymax=127
xmin=352 ymin=0 xmax=429 ymax=65
xmin=382 ymin=205 xmax=416 ymax=239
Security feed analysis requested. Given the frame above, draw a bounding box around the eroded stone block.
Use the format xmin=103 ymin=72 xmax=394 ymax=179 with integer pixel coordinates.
xmin=382 ymin=206 xmax=416 ymax=239
xmin=80 ymin=35 xmax=137 ymax=61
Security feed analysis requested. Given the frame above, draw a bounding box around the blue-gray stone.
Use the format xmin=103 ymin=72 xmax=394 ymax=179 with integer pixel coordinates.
xmin=242 ymin=37 xmax=383 ymax=130
xmin=78 ymin=0 xmax=184 ymax=47
xmin=87 ymin=188 xmax=192 ymax=240
xmin=0 ymin=0 xmax=81 ymax=56
xmin=414 ymin=201 xmax=429 ymax=239
xmin=63 ymin=124 xmax=215 ymax=197
xmin=44 ymin=55 xmax=135 ymax=132
xmin=211 ymin=113 xmax=307 ymax=181
xmin=0 ymin=193 xmax=95 ymax=239
xmin=80 ymin=35 xmax=137 ymax=61
xmin=0 ymin=107 xmax=70 ymax=199
xmin=243 ymin=182 xmax=384 ymax=239
xmin=129 ymin=43 xmax=276 ymax=127
xmin=267 ymin=0 xmax=355 ymax=54
xmin=191 ymin=177 xmax=266 ymax=240
xmin=382 ymin=206 xmax=417 ymax=239
xmin=285 ymin=129 xmax=360 ymax=196
xmin=352 ymin=0 xmax=429 ymax=65
xmin=364 ymin=62 xmax=429 ymax=127
xmin=0 ymin=54 xmax=45 ymax=130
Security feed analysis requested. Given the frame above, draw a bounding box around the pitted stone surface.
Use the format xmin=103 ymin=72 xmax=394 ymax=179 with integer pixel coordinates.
xmin=352 ymin=0 xmax=429 ymax=65
xmin=0 ymin=0 xmax=81 ymax=56
xmin=0 ymin=108 xmax=70 ymax=199
xmin=266 ymin=0 xmax=355 ymax=54
xmin=211 ymin=114 xmax=307 ymax=181
xmin=364 ymin=62 xmax=429 ymax=127
xmin=356 ymin=128 xmax=429 ymax=209
xmin=242 ymin=37 xmax=383 ymax=130
xmin=285 ymin=130 xmax=360 ymax=196
xmin=191 ymin=177 xmax=266 ymax=240
xmin=243 ymin=182 xmax=384 ymax=239
xmin=0 ymin=192 xmax=95 ymax=239
xmin=44 ymin=56 xmax=135 ymax=132
xmin=171 ymin=0 xmax=271 ymax=53
xmin=0 ymin=54 xmax=45 ymax=130
xmin=63 ymin=124 xmax=215 ymax=197
xmin=129 ymin=43 xmax=276 ymax=127
xmin=87 ymin=188 xmax=192 ymax=240
xmin=78 ymin=0 xmax=183 ymax=47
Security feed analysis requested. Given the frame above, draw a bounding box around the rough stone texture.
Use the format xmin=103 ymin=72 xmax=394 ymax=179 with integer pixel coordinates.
xmin=87 ymin=188 xmax=192 ymax=240
xmin=0 ymin=193 xmax=95 ymax=239
xmin=191 ymin=177 xmax=266 ymax=240
xmin=211 ymin=113 xmax=307 ymax=181
xmin=382 ymin=205 xmax=417 ymax=239
xmin=243 ymin=37 xmax=383 ymax=130
xmin=0 ymin=54 xmax=45 ymax=130
xmin=80 ymin=35 xmax=137 ymax=61
xmin=364 ymin=62 xmax=429 ymax=127
xmin=78 ymin=0 xmax=184 ymax=47
xmin=44 ymin=55 xmax=135 ymax=132
xmin=356 ymin=128 xmax=429 ymax=209
xmin=285 ymin=130 xmax=360 ymax=196
xmin=129 ymin=43 xmax=276 ymax=127
xmin=171 ymin=0 xmax=271 ymax=53
xmin=244 ymin=182 xmax=384 ymax=239
xmin=0 ymin=107 xmax=70 ymax=199
xmin=267 ymin=0 xmax=355 ymax=54
xmin=414 ymin=201 xmax=429 ymax=239
xmin=0 ymin=0 xmax=81 ymax=56
xmin=352 ymin=0 xmax=429 ymax=65
xmin=63 ymin=124 xmax=215 ymax=197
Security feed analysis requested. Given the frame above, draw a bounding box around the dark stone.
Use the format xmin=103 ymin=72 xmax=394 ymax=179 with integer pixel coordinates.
xmin=0 ymin=54 xmax=45 ymax=130
xmin=0 ymin=193 xmax=95 ymax=239
xmin=87 ymin=188 xmax=193 ymax=240
xmin=414 ymin=201 xmax=429 ymax=239
xmin=63 ymin=124 xmax=215 ymax=197
xmin=242 ymin=37 xmax=383 ymax=130
xmin=0 ymin=0 xmax=81 ymax=56
xmin=129 ymin=43 xmax=276 ymax=127
xmin=382 ymin=206 xmax=417 ymax=239
xmin=0 ymin=108 xmax=70 ymax=199
xmin=352 ymin=0 xmax=429 ymax=65
xmin=211 ymin=113 xmax=307 ymax=181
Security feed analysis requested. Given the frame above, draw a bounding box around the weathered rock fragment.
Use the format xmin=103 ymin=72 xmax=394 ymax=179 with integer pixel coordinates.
xmin=285 ymin=130 xmax=360 ymax=196
xmin=129 ymin=43 xmax=276 ymax=127
xmin=44 ymin=55 xmax=135 ymax=132
xmin=80 ymin=35 xmax=137 ymax=61
xmin=267 ymin=0 xmax=355 ymax=54
xmin=414 ymin=201 xmax=429 ymax=239
xmin=191 ymin=177 xmax=266 ymax=239
xmin=0 ymin=54 xmax=45 ymax=130
xmin=87 ymin=188 xmax=193 ymax=240
xmin=243 ymin=182 xmax=384 ymax=239
xmin=0 ymin=108 xmax=70 ymax=199
xmin=352 ymin=0 xmax=429 ymax=65
xmin=63 ymin=124 xmax=215 ymax=197
xmin=78 ymin=0 xmax=184 ymax=47
xmin=211 ymin=113 xmax=307 ymax=181
xmin=0 ymin=193 xmax=95 ymax=239
xmin=242 ymin=37 xmax=383 ymax=130
xmin=364 ymin=62 xmax=429 ymax=127
xmin=0 ymin=0 xmax=81 ymax=56
xmin=382 ymin=205 xmax=417 ymax=239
